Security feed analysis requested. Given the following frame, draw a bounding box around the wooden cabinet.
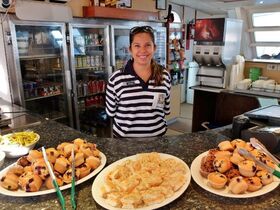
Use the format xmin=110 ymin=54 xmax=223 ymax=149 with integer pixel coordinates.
xmin=192 ymin=89 xmax=260 ymax=132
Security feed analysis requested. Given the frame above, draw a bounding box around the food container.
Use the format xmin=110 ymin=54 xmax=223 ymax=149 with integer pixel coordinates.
xmin=0 ymin=150 xmax=5 ymax=167
xmin=236 ymin=79 xmax=251 ymax=90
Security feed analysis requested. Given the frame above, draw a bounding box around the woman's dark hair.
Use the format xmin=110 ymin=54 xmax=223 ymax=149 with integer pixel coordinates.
xmin=129 ymin=26 xmax=163 ymax=86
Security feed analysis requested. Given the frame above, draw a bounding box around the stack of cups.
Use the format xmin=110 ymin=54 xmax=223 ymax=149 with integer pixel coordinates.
xmin=249 ymin=67 xmax=261 ymax=81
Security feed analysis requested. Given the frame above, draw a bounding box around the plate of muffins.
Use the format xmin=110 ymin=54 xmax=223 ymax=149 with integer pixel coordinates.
xmin=0 ymin=138 xmax=106 ymax=197
xmin=191 ymin=139 xmax=280 ymax=198
xmin=92 ymin=152 xmax=191 ymax=209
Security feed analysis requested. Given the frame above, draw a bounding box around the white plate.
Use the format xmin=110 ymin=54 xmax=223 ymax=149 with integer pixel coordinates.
xmin=0 ymin=133 xmax=40 ymax=158
xmin=191 ymin=151 xmax=280 ymax=198
xmin=0 ymin=152 xmax=106 ymax=197
xmin=92 ymin=153 xmax=191 ymax=210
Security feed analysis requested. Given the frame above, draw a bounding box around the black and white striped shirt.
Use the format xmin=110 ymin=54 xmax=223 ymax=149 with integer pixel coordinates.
xmin=106 ymin=59 xmax=171 ymax=138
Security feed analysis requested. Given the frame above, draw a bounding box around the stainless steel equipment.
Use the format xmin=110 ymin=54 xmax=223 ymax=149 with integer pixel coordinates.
xmin=3 ymin=15 xmax=73 ymax=127
xmin=193 ymin=18 xmax=243 ymax=88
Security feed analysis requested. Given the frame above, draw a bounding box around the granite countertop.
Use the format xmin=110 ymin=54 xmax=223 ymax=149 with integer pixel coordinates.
xmin=0 ymin=120 xmax=280 ymax=210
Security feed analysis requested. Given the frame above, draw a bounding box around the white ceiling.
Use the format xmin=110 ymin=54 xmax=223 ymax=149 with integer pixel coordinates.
xmin=169 ymin=0 xmax=280 ymax=15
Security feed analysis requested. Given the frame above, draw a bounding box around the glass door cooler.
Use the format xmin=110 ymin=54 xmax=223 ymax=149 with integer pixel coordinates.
xmin=68 ymin=22 xmax=110 ymax=137
xmin=4 ymin=16 xmax=73 ymax=126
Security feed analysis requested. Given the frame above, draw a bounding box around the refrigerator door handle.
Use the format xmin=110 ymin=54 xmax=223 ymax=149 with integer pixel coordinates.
xmin=65 ymin=70 xmax=72 ymax=91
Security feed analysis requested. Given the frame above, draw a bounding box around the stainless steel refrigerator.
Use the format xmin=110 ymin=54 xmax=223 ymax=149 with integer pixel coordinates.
xmin=68 ymin=20 xmax=111 ymax=137
xmin=3 ymin=15 xmax=74 ymax=127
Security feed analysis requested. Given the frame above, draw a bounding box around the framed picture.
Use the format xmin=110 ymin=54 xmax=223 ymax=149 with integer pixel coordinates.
xmin=117 ymin=0 xmax=132 ymax=8
xmin=156 ymin=0 xmax=167 ymax=10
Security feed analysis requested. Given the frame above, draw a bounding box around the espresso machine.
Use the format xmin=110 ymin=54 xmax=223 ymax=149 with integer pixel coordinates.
xmin=193 ymin=18 xmax=243 ymax=88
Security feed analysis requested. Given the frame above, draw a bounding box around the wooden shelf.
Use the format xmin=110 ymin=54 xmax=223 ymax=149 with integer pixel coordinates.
xmin=83 ymin=6 xmax=159 ymax=21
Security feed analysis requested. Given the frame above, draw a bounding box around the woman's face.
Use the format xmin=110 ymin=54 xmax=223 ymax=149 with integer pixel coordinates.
xmin=129 ymin=32 xmax=156 ymax=67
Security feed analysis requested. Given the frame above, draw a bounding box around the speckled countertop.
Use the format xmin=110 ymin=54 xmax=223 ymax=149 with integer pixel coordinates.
xmin=0 ymin=120 xmax=280 ymax=210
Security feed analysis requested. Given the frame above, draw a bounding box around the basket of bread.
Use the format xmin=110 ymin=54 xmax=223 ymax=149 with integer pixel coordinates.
xmin=0 ymin=138 xmax=106 ymax=195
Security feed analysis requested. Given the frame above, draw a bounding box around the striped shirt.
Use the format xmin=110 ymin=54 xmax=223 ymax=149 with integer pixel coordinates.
xmin=106 ymin=59 xmax=171 ymax=138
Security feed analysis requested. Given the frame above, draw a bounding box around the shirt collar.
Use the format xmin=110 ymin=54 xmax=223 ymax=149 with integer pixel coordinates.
xmin=123 ymin=59 xmax=135 ymax=76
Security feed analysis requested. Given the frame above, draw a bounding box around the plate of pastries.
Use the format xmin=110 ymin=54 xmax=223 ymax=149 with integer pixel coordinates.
xmin=190 ymin=139 xmax=280 ymax=198
xmin=0 ymin=138 xmax=106 ymax=196
xmin=92 ymin=152 xmax=191 ymax=210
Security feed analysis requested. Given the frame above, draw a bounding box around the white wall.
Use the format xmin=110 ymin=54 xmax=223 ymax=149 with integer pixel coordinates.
xmin=0 ymin=22 xmax=12 ymax=102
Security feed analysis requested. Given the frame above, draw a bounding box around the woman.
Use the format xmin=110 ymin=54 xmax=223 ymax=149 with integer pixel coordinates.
xmin=106 ymin=26 xmax=171 ymax=138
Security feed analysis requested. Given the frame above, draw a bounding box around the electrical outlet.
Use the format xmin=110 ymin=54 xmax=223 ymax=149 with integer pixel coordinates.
xmin=267 ymin=64 xmax=278 ymax=71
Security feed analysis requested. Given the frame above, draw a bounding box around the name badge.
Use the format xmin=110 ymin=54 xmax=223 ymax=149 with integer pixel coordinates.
xmin=152 ymin=93 xmax=165 ymax=109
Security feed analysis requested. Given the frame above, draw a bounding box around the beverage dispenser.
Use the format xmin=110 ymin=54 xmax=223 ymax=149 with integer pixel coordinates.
xmin=193 ymin=18 xmax=243 ymax=88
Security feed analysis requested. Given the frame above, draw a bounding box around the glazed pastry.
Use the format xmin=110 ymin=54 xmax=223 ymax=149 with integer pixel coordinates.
xmin=46 ymin=148 xmax=60 ymax=164
xmin=17 ymin=156 xmax=31 ymax=167
xmin=228 ymin=176 xmax=248 ymax=194
xmin=86 ymin=156 xmax=101 ymax=169
xmin=218 ymin=140 xmax=234 ymax=151
xmin=45 ymin=171 xmax=64 ymax=189
xmin=54 ymin=156 xmax=70 ymax=174
xmin=207 ymin=172 xmax=227 ymax=189
xmin=256 ymin=170 xmax=273 ymax=185
xmin=238 ymin=160 xmax=257 ymax=177
xmin=245 ymin=177 xmax=263 ymax=192
xmin=27 ymin=150 xmax=43 ymax=163
xmin=77 ymin=163 xmax=91 ymax=178
xmin=18 ymin=172 xmax=43 ymax=192
xmin=0 ymin=173 xmax=19 ymax=190
xmin=213 ymin=157 xmax=232 ymax=173
xmin=32 ymin=158 xmax=50 ymax=180
xmin=7 ymin=165 xmax=24 ymax=176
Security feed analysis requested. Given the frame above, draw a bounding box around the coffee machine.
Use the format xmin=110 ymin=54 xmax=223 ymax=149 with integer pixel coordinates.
xmin=193 ymin=18 xmax=243 ymax=88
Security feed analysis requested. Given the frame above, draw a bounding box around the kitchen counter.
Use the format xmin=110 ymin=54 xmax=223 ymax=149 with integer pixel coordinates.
xmin=0 ymin=120 xmax=280 ymax=209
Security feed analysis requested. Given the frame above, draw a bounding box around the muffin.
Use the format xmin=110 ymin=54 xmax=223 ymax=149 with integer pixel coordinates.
xmin=0 ymin=173 xmax=19 ymax=190
xmin=18 ymin=172 xmax=43 ymax=192
xmin=54 ymin=156 xmax=70 ymax=174
xmin=224 ymin=168 xmax=241 ymax=182
xmin=256 ymin=170 xmax=274 ymax=185
xmin=46 ymin=148 xmax=60 ymax=164
xmin=45 ymin=171 xmax=64 ymax=189
xmin=86 ymin=156 xmax=101 ymax=170
xmin=228 ymin=176 xmax=248 ymax=194
xmin=200 ymin=155 xmax=215 ymax=178
xmin=238 ymin=160 xmax=257 ymax=177
xmin=218 ymin=140 xmax=234 ymax=151
xmin=32 ymin=158 xmax=50 ymax=180
xmin=77 ymin=163 xmax=91 ymax=178
xmin=230 ymin=152 xmax=245 ymax=165
xmin=245 ymin=177 xmax=263 ymax=192
xmin=17 ymin=156 xmax=31 ymax=167
xmin=214 ymin=151 xmax=232 ymax=159
xmin=207 ymin=172 xmax=227 ymax=189
xmin=213 ymin=157 xmax=232 ymax=173
xmin=27 ymin=150 xmax=43 ymax=163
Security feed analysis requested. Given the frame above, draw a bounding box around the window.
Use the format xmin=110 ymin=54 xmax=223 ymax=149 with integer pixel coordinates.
xmin=251 ymin=12 xmax=280 ymax=58
xmin=171 ymin=11 xmax=181 ymax=23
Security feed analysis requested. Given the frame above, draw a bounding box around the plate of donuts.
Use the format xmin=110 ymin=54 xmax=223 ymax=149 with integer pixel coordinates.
xmin=191 ymin=150 xmax=280 ymax=198
xmin=0 ymin=138 xmax=107 ymax=197
xmin=92 ymin=152 xmax=191 ymax=210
